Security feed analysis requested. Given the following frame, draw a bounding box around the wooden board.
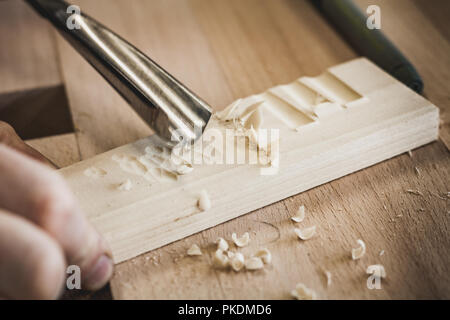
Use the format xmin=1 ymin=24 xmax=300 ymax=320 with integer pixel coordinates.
xmin=59 ymin=57 xmax=439 ymax=265
xmin=1 ymin=0 xmax=449 ymax=300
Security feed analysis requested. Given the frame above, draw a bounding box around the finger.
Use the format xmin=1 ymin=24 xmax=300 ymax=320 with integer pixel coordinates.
xmin=0 ymin=121 xmax=56 ymax=168
xmin=0 ymin=209 xmax=66 ymax=299
xmin=0 ymin=144 xmax=113 ymax=290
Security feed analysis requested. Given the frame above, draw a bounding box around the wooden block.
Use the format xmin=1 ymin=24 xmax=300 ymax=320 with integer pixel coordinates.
xmin=59 ymin=58 xmax=439 ymax=263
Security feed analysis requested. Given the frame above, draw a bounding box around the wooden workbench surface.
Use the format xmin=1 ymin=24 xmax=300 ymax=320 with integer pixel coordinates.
xmin=1 ymin=0 xmax=448 ymax=299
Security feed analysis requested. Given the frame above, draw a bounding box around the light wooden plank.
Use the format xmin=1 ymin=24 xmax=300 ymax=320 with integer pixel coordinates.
xmin=59 ymin=58 xmax=439 ymax=265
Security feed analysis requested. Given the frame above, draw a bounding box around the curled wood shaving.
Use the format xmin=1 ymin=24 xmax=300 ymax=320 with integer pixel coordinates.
xmin=197 ymin=190 xmax=211 ymax=211
xmin=187 ymin=244 xmax=202 ymax=256
xmin=255 ymin=248 xmax=272 ymax=264
xmin=117 ymin=179 xmax=132 ymax=191
xmin=366 ymin=264 xmax=386 ymax=278
xmin=291 ymin=283 xmax=318 ymax=300
xmin=216 ymin=237 xmax=229 ymax=251
xmin=294 ymin=226 xmax=316 ymax=240
xmin=351 ymin=239 xmax=366 ymax=260
xmin=213 ymin=249 xmax=229 ymax=268
xmin=216 ymin=99 xmax=242 ymax=121
xmin=230 ymin=252 xmax=245 ymax=272
xmin=291 ymin=205 xmax=305 ymax=222
xmin=232 ymin=232 xmax=250 ymax=247
xmin=245 ymin=257 xmax=264 ymax=270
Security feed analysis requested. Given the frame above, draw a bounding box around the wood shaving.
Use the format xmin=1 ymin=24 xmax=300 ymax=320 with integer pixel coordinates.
xmin=414 ymin=166 xmax=420 ymax=176
xmin=379 ymin=250 xmax=385 ymax=256
xmin=247 ymin=125 xmax=259 ymax=146
xmin=294 ymin=226 xmax=316 ymax=240
xmin=176 ymin=163 xmax=194 ymax=175
xmin=216 ymin=99 xmax=242 ymax=121
xmin=232 ymin=232 xmax=250 ymax=247
xmin=216 ymin=237 xmax=229 ymax=251
xmin=291 ymin=205 xmax=305 ymax=222
xmin=117 ymin=179 xmax=132 ymax=191
xmin=406 ymin=189 xmax=424 ymax=196
xmin=197 ymin=190 xmax=211 ymax=211
xmin=407 ymin=150 xmax=413 ymax=157
xmin=324 ymin=271 xmax=332 ymax=287
xmin=291 ymin=283 xmax=318 ymax=300
xmin=244 ymin=108 xmax=263 ymax=130
xmin=83 ymin=166 xmax=107 ymax=178
xmin=213 ymin=249 xmax=229 ymax=268
xmin=187 ymin=244 xmax=202 ymax=256
xmin=366 ymin=264 xmax=386 ymax=278
xmin=230 ymin=252 xmax=245 ymax=272
xmin=351 ymin=239 xmax=366 ymax=260
xmin=245 ymin=257 xmax=264 ymax=270
xmin=255 ymin=248 xmax=272 ymax=264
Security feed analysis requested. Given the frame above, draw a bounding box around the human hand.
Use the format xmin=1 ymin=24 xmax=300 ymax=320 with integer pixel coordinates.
xmin=0 ymin=121 xmax=113 ymax=299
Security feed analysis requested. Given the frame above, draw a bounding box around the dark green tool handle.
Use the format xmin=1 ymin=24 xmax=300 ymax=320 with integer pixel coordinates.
xmin=312 ymin=0 xmax=423 ymax=94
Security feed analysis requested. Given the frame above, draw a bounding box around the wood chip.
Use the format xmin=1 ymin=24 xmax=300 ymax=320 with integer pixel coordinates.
xmin=291 ymin=205 xmax=305 ymax=222
xmin=230 ymin=252 xmax=245 ymax=272
xmin=379 ymin=250 xmax=385 ymax=256
xmin=197 ymin=190 xmax=211 ymax=211
xmin=351 ymin=239 xmax=366 ymax=260
xmin=213 ymin=249 xmax=229 ymax=268
xmin=406 ymin=189 xmax=424 ymax=196
xmin=176 ymin=163 xmax=194 ymax=175
xmin=245 ymin=257 xmax=264 ymax=270
xmin=216 ymin=237 xmax=229 ymax=251
xmin=117 ymin=179 xmax=132 ymax=191
xmin=83 ymin=166 xmax=107 ymax=178
xmin=187 ymin=244 xmax=202 ymax=256
xmin=294 ymin=226 xmax=316 ymax=240
xmin=255 ymin=248 xmax=272 ymax=264
xmin=291 ymin=283 xmax=318 ymax=300
xmin=232 ymin=232 xmax=250 ymax=247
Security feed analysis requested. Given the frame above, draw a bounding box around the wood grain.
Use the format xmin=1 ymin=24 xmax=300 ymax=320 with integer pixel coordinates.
xmin=1 ymin=0 xmax=448 ymax=299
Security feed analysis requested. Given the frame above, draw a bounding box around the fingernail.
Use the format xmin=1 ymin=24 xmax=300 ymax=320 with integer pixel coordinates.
xmin=83 ymin=254 xmax=114 ymax=291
